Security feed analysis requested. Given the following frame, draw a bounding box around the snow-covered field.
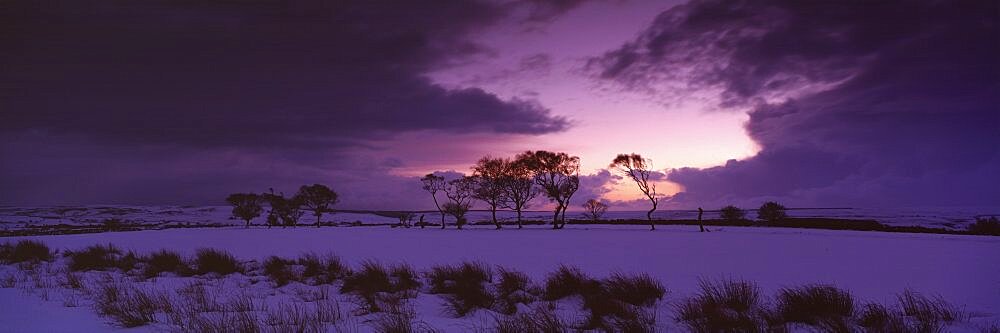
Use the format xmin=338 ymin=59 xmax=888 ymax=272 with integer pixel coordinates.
xmin=2 ymin=205 xmax=998 ymax=231
xmin=2 ymin=224 xmax=999 ymax=332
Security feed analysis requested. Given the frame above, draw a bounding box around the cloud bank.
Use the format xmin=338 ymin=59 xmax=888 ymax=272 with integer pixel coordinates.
xmin=593 ymin=0 xmax=1000 ymax=207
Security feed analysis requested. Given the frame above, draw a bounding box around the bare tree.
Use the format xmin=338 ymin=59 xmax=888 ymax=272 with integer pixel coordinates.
xmin=581 ymin=199 xmax=609 ymax=222
xmin=472 ymin=156 xmax=512 ymax=230
xmin=518 ymin=150 xmax=580 ymax=229
xmin=611 ymin=153 xmax=660 ymax=230
xmin=442 ymin=176 xmax=476 ymax=230
xmin=296 ymin=184 xmax=339 ymax=227
xmin=420 ymin=174 xmax=447 ymax=229
xmin=226 ymin=193 xmax=264 ymax=228
xmin=501 ymin=157 xmax=540 ymax=229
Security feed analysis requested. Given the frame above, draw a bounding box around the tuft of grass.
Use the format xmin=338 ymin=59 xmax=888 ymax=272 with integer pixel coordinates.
xmin=93 ymin=277 xmax=164 ymax=327
xmin=300 ymin=253 xmax=350 ymax=284
xmin=495 ymin=267 xmax=536 ymax=315
xmin=494 ymin=304 xmax=568 ymax=333
xmin=542 ymin=265 xmax=593 ymax=301
xmin=66 ymin=244 xmax=122 ymax=271
xmin=1 ymin=240 xmax=53 ymax=264
xmin=898 ymin=289 xmax=963 ymax=330
xmin=142 ymin=250 xmax=189 ymax=278
xmin=776 ymin=284 xmax=854 ymax=331
xmin=426 ymin=262 xmax=494 ymax=317
xmin=858 ymin=303 xmax=909 ymax=332
xmin=263 ymin=256 xmax=296 ymax=287
xmin=676 ymin=279 xmax=771 ymax=333
xmin=604 ymin=272 xmax=666 ymax=307
xmin=193 ymin=248 xmax=243 ymax=276
xmin=390 ymin=263 xmax=422 ymax=293
xmin=341 ymin=260 xmax=416 ymax=313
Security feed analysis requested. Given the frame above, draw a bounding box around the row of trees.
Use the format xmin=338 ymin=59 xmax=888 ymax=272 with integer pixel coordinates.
xmin=226 ymin=184 xmax=339 ymax=228
xmin=421 ymin=151 xmax=671 ymax=231
xmin=421 ymin=150 xmax=581 ymax=230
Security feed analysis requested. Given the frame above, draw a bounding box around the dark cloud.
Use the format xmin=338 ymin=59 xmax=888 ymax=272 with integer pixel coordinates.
xmin=0 ymin=0 xmax=578 ymax=206
xmin=0 ymin=0 xmax=568 ymax=149
xmin=594 ymin=0 xmax=1000 ymax=207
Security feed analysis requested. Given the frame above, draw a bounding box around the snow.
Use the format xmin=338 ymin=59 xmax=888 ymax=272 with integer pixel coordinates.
xmin=2 ymin=224 xmax=999 ymax=331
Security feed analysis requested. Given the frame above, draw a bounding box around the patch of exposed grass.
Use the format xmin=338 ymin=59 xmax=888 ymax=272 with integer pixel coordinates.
xmin=604 ymin=272 xmax=665 ymax=307
xmin=193 ymin=248 xmax=243 ymax=276
xmin=142 ymin=250 xmax=189 ymax=278
xmin=898 ymin=289 xmax=963 ymax=331
xmin=93 ymin=277 xmax=165 ymax=327
xmin=495 ymin=304 xmax=569 ymax=333
xmin=676 ymin=279 xmax=772 ymax=333
xmin=263 ymin=256 xmax=296 ymax=287
xmin=0 ymin=240 xmax=52 ymax=264
xmin=66 ymin=244 xmax=122 ymax=271
xmin=341 ymin=260 xmax=415 ymax=313
xmin=427 ymin=262 xmax=494 ymax=317
xmin=542 ymin=265 xmax=594 ymax=301
xmin=776 ymin=284 xmax=854 ymax=331
xmin=495 ymin=267 xmax=536 ymax=315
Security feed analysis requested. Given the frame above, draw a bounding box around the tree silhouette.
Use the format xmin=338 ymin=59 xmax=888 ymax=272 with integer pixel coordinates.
xmin=420 ymin=174 xmax=447 ymax=229
xmin=472 ymin=156 xmax=512 ymax=230
xmin=518 ymin=150 xmax=580 ymax=229
xmin=757 ymin=201 xmax=787 ymax=222
xmin=296 ymin=184 xmax=339 ymax=228
xmin=262 ymin=190 xmax=304 ymax=228
xmin=501 ymin=157 xmax=540 ymax=229
xmin=443 ymin=176 xmax=476 ymax=230
xmin=611 ymin=153 xmax=659 ymax=230
xmin=225 ymin=193 xmax=264 ymax=228
xmin=581 ymin=199 xmax=609 ymax=222
xmin=720 ymin=205 xmax=746 ymax=221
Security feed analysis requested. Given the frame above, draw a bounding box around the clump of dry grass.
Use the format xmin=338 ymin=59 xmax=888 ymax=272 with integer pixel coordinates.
xmin=426 ymin=262 xmax=494 ymax=317
xmin=494 ymin=304 xmax=569 ymax=333
xmin=0 ymin=240 xmax=53 ymax=264
xmin=193 ymin=248 xmax=243 ymax=276
xmin=142 ymin=250 xmax=190 ymax=278
xmin=677 ymin=279 xmax=772 ymax=333
xmin=775 ymin=284 xmax=855 ymax=331
xmin=93 ymin=276 xmax=166 ymax=327
xmin=495 ymin=267 xmax=536 ymax=315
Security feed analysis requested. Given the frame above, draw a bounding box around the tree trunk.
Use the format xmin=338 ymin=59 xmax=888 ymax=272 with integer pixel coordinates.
xmin=552 ymin=208 xmax=560 ymax=229
xmin=560 ymin=206 xmax=568 ymax=229
xmin=492 ymin=208 xmax=501 ymax=230
xmin=648 ymin=200 xmax=657 ymax=230
xmin=698 ymin=208 xmax=705 ymax=232
xmin=245 ymin=219 xmax=250 ymax=228
xmin=516 ymin=210 xmax=523 ymax=229
xmin=316 ymin=213 xmax=321 ymax=228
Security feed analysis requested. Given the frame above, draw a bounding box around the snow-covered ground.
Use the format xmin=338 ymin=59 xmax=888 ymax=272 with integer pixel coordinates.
xmin=2 ymin=205 xmax=998 ymax=231
xmin=2 ymin=224 xmax=999 ymax=331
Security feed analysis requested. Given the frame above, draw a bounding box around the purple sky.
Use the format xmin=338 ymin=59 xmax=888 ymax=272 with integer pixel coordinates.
xmin=2 ymin=0 xmax=998 ymax=210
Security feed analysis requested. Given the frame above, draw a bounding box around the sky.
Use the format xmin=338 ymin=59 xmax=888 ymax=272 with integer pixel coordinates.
xmin=1 ymin=0 xmax=998 ymax=210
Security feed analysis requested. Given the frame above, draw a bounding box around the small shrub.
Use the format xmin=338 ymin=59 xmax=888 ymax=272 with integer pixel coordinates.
xmin=67 ymin=244 xmax=122 ymax=271
xmin=968 ymin=216 xmax=1000 ymax=235
xmin=263 ymin=256 xmax=296 ymax=287
xmin=142 ymin=250 xmax=189 ymax=278
xmin=897 ymin=290 xmax=962 ymax=329
xmin=604 ymin=272 xmax=665 ymax=307
xmin=2 ymin=240 xmax=52 ymax=264
xmin=757 ymin=201 xmax=787 ymax=222
xmin=427 ymin=262 xmax=494 ymax=317
xmin=193 ymin=248 xmax=242 ymax=276
xmin=720 ymin=205 xmax=746 ymax=221
xmin=543 ymin=265 xmax=593 ymax=301
xmin=495 ymin=268 xmax=535 ymax=315
xmin=676 ymin=279 xmax=771 ymax=333
xmin=776 ymin=284 xmax=854 ymax=330
xmin=117 ymin=251 xmax=141 ymax=272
